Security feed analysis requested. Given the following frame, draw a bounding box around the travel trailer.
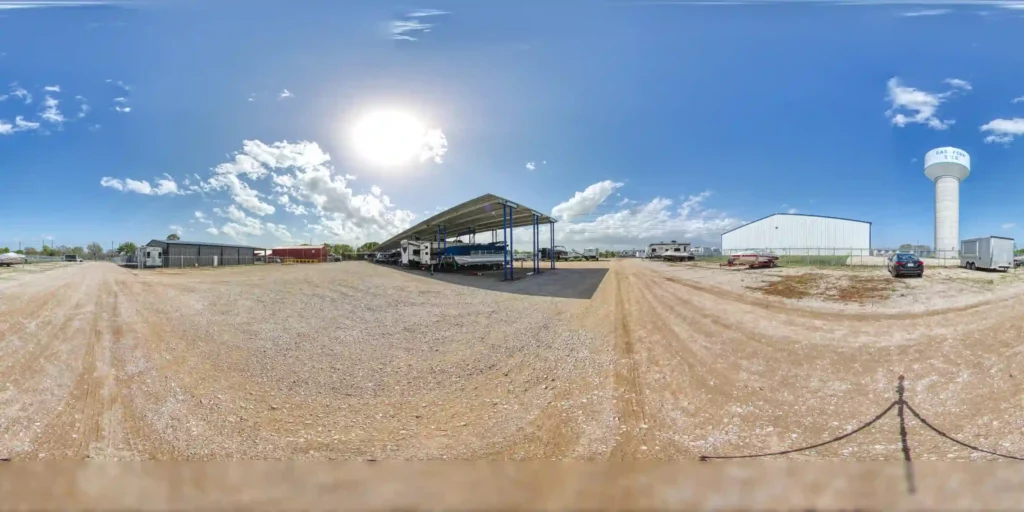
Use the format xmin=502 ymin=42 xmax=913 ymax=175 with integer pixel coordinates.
xmin=648 ymin=241 xmax=694 ymax=261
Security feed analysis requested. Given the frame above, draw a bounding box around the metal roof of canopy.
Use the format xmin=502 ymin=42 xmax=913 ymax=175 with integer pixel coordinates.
xmin=376 ymin=193 xmax=557 ymax=252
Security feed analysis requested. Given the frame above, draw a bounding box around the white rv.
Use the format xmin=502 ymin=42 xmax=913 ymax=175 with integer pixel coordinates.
xmin=136 ymin=246 xmax=163 ymax=268
xmin=583 ymin=247 xmax=599 ymax=261
xmin=646 ymin=241 xmax=694 ymax=261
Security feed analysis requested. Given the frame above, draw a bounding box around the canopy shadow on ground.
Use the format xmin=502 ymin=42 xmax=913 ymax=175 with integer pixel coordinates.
xmin=383 ymin=264 xmax=609 ymax=299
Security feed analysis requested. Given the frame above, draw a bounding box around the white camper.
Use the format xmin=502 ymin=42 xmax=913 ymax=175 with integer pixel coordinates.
xmin=0 ymin=252 xmax=27 ymax=267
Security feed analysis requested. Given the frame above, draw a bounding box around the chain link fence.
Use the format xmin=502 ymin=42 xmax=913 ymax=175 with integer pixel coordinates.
xmin=687 ymin=248 xmax=966 ymax=268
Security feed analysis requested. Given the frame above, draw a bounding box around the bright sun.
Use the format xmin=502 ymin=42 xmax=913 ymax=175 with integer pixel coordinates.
xmin=351 ymin=110 xmax=427 ymax=167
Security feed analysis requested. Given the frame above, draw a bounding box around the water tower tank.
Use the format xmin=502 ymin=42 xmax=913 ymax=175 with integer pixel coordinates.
xmin=924 ymin=147 xmax=970 ymax=259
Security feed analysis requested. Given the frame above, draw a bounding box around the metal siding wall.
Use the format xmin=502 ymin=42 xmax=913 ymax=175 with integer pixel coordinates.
xmin=169 ymin=244 xmax=200 ymax=267
xmin=722 ymin=215 xmax=871 ymax=255
xmin=198 ymin=245 xmax=220 ymax=266
xmin=223 ymin=247 xmax=240 ymax=265
xmin=239 ymin=249 xmax=254 ymax=265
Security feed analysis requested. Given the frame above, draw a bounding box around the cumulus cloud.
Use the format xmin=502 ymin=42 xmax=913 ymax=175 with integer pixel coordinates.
xmin=169 ymin=225 xmax=184 ymax=235
xmin=184 ymin=139 xmax=416 ymax=245
xmin=885 ymin=77 xmax=969 ymax=130
xmin=526 ymin=161 xmax=536 ymax=171
xmin=99 ymin=176 xmax=180 ymax=195
xmin=551 ymin=180 xmax=624 ymax=222
xmin=0 ymin=1 xmax=113 ymax=10
xmin=980 ymin=117 xmax=1024 ymax=144
xmin=206 ymin=227 xmax=219 ymax=235
xmin=787 ymin=208 xmax=799 ymax=214
xmin=43 ymin=84 xmax=60 ymax=92
xmin=1002 ymin=222 xmax=1015 ymax=229
xmin=548 ymin=181 xmax=741 ymax=249
xmin=278 ymin=89 xmax=294 ymax=100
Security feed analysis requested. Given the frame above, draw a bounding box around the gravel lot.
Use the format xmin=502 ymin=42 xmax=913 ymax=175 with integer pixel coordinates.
xmin=3 ymin=259 xmax=1024 ymax=462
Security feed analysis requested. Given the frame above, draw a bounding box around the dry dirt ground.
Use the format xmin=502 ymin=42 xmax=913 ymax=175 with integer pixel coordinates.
xmin=2 ymin=259 xmax=1024 ymax=461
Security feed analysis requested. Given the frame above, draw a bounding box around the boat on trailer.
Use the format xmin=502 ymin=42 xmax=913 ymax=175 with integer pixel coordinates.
xmin=723 ymin=250 xmax=779 ymax=269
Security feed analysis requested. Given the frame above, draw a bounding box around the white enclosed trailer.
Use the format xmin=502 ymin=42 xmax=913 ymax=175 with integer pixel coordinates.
xmin=961 ymin=236 xmax=1014 ymax=271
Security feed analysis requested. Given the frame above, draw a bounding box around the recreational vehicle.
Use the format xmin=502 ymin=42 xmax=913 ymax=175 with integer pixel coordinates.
xmin=648 ymin=241 xmax=694 ymax=261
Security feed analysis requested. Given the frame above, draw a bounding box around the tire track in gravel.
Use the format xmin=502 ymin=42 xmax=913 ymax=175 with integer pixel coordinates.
xmin=609 ymin=265 xmax=650 ymax=459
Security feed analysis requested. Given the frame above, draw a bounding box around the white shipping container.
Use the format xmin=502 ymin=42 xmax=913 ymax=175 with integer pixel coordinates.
xmin=721 ymin=213 xmax=871 ymax=256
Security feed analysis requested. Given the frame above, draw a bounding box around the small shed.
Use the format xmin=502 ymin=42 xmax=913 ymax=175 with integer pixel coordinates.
xmin=145 ymin=239 xmax=258 ymax=267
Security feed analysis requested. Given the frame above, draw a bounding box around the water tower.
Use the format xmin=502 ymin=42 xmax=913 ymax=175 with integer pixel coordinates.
xmin=924 ymin=147 xmax=970 ymax=258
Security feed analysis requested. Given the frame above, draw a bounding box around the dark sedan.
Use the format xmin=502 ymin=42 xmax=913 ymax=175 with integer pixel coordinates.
xmin=888 ymin=253 xmax=924 ymax=277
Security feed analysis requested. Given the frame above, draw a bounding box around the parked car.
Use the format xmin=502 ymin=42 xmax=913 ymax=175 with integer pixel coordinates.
xmin=888 ymin=253 xmax=923 ymax=278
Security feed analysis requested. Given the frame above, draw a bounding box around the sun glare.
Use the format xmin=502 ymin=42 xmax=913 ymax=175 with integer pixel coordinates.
xmin=351 ymin=110 xmax=427 ymax=167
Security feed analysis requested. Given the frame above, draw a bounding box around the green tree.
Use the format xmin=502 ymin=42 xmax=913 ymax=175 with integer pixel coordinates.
xmin=117 ymin=242 xmax=138 ymax=255
xmin=167 ymin=233 xmax=181 ymax=241
xmin=23 ymin=247 xmax=37 ymax=255
xmin=70 ymin=246 xmax=86 ymax=257
xmin=334 ymin=244 xmax=354 ymax=254
xmin=86 ymin=242 xmax=104 ymax=259
xmin=357 ymin=241 xmax=380 ymax=253
xmin=15 ymin=249 xmax=25 ymax=255
xmin=0 ymin=247 xmax=9 ymax=254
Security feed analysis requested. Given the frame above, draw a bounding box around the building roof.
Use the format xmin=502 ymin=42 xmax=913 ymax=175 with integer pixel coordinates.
xmin=375 ymin=193 xmax=557 ymax=252
xmin=147 ymin=239 xmax=260 ymax=250
xmin=720 ymin=213 xmax=872 ymax=237
xmin=271 ymin=245 xmax=329 ymax=250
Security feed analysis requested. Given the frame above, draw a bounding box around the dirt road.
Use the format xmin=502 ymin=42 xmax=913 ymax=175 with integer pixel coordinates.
xmin=2 ymin=260 xmax=1023 ymax=461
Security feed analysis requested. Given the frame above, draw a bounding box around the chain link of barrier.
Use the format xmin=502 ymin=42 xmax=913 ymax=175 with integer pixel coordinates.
xmin=699 ymin=375 xmax=1024 ymax=494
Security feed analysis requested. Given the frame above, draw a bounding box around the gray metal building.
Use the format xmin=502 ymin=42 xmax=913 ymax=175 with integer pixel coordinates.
xmin=145 ymin=240 xmax=258 ymax=267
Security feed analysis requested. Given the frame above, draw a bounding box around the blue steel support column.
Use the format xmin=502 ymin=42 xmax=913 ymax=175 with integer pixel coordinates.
xmin=502 ymin=204 xmax=509 ymax=281
xmin=550 ymin=221 xmax=556 ymax=269
xmin=509 ymin=207 xmax=514 ymax=281
xmin=536 ymin=214 xmax=544 ymax=274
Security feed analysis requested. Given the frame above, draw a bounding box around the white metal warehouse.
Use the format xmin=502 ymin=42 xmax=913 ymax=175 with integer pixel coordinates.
xmin=720 ymin=213 xmax=871 ymax=256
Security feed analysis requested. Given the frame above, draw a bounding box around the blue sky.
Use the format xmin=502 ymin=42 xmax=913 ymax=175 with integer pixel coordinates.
xmin=3 ymin=0 xmax=1024 ymax=251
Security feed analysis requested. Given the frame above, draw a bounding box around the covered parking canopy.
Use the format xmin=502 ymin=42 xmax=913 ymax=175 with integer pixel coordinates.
xmin=377 ymin=193 xmax=557 ymax=251
xmin=375 ymin=193 xmax=558 ymax=278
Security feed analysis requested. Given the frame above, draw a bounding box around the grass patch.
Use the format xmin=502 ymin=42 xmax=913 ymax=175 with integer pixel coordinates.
xmin=777 ymin=255 xmax=850 ymax=267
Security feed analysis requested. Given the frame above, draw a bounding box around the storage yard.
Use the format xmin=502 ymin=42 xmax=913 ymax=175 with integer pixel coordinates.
xmin=3 ymin=258 xmax=1024 ymax=461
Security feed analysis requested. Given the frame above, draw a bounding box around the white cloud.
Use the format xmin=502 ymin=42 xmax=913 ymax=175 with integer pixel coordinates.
xmin=0 ymin=116 xmax=41 ymax=135
xmin=114 ymin=105 xmax=131 ymax=113
xmin=787 ymin=208 xmax=799 ymax=214
xmin=248 ymin=93 xmax=256 ymax=102
xmin=526 ymin=161 xmax=536 ymax=171
xmin=99 ymin=176 xmax=180 ymax=196
xmin=203 ymin=173 xmax=275 ymax=215
xmin=407 ymin=8 xmax=449 ymax=16
xmin=1013 ymin=96 xmax=1024 ymax=104
xmin=551 ymin=180 xmax=624 ymax=222
xmin=885 ymin=77 xmax=967 ymax=130
xmin=42 ymin=84 xmax=60 ymax=92
xmin=421 ymin=128 xmax=448 ymax=163
xmin=218 ymin=139 xmax=416 ymax=244
xmin=943 ymin=78 xmax=972 ymax=90
xmin=390 ymin=10 xmax=449 ymax=41
xmin=901 ymin=8 xmax=950 ymax=15
xmin=40 ymin=95 xmax=65 ymax=124
xmin=9 ymin=85 xmax=31 ymax=104
xmin=169 ymin=225 xmax=184 ymax=236
xmin=265 ymin=222 xmax=293 ymax=242
xmin=278 ymin=89 xmax=294 ymax=100
xmin=550 ymin=182 xmax=741 ymax=249
xmin=206 ymin=227 xmax=219 ymax=235
xmin=105 ymin=79 xmax=131 ymax=92
xmin=113 ymin=97 xmax=128 ymax=103
xmin=639 ymin=0 xmax=1024 ymax=7
xmin=75 ymin=95 xmax=89 ymax=118
xmin=1002 ymin=222 xmax=1016 ymax=229
xmin=980 ymin=117 xmax=1024 ymax=144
